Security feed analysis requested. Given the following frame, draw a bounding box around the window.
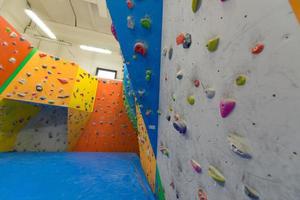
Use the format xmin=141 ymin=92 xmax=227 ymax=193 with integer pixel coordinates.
xmin=95 ymin=68 xmax=117 ymax=79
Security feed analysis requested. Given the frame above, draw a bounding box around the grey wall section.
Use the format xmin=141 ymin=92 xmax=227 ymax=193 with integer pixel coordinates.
xmin=158 ymin=1 xmax=300 ymax=200
xmin=15 ymin=106 xmax=68 ymax=152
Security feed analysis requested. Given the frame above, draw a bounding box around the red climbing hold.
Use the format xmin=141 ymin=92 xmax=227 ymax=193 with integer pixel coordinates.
xmin=176 ymin=33 xmax=185 ymax=45
xmin=39 ymin=53 xmax=47 ymax=58
xmin=126 ymin=0 xmax=134 ymax=9
xmin=194 ymin=80 xmax=200 ymax=87
xmin=134 ymin=42 xmax=147 ymax=56
xmin=251 ymin=43 xmax=264 ymax=54
xmin=57 ymin=78 xmax=68 ymax=84
xmin=198 ymin=188 xmax=208 ymax=200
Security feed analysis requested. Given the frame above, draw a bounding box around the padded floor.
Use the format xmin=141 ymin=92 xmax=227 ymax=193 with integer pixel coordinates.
xmin=0 ymin=153 xmax=154 ymax=200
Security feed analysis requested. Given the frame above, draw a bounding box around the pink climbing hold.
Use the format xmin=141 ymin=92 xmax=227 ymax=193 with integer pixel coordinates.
xmin=191 ymin=160 xmax=202 ymax=173
xmin=111 ymin=24 xmax=118 ymax=41
xmin=220 ymin=99 xmax=236 ymax=118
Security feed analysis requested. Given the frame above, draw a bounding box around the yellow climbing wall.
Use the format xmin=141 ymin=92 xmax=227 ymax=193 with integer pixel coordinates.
xmin=67 ymin=108 xmax=91 ymax=151
xmin=0 ymin=98 xmax=40 ymax=152
xmin=69 ymin=67 xmax=98 ymax=112
xmin=2 ymin=51 xmax=79 ymax=107
xmin=136 ymin=104 xmax=156 ymax=192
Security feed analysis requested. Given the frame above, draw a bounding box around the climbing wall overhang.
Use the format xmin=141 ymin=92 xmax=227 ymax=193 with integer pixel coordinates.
xmin=106 ymin=1 xmax=163 ymax=155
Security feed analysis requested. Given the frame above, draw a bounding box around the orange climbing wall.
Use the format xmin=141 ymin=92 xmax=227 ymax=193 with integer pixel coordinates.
xmin=2 ymin=51 xmax=79 ymax=107
xmin=136 ymin=104 xmax=156 ymax=192
xmin=0 ymin=16 xmax=33 ymax=90
xmin=0 ymin=98 xmax=40 ymax=152
xmin=67 ymin=108 xmax=91 ymax=151
xmin=74 ymin=80 xmax=139 ymax=153
xmin=69 ymin=67 xmax=98 ymax=112
xmin=290 ymin=0 xmax=300 ymax=23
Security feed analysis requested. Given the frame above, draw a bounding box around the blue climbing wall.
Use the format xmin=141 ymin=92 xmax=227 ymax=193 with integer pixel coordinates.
xmin=107 ymin=1 xmax=163 ymax=155
xmin=0 ymin=153 xmax=155 ymax=200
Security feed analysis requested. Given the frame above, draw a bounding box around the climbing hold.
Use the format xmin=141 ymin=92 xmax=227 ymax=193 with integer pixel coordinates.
xmin=187 ymin=95 xmax=195 ymax=105
xmin=48 ymin=100 xmax=55 ymax=104
xmin=57 ymin=78 xmax=68 ymax=84
xmin=252 ymin=43 xmax=264 ymax=54
xmin=236 ymin=75 xmax=247 ymax=86
xmin=40 ymin=96 xmax=46 ymax=100
xmin=191 ymin=159 xmax=202 ymax=173
xmin=127 ymin=16 xmax=135 ymax=29
xmin=26 ymin=72 xmax=31 ymax=77
xmin=39 ymin=53 xmax=47 ymax=58
xmin=166 ymin=115 xmax=171 ymax=121
xmin=192 ymin=0 xmax=202 ymax=13
xmin=206 ymin=37 xmax=220 ymax=52
xmin=194 ymin=80 xmax=200 ymax=87
xmin=126 ymin=0 xmax=134 ymax=9
xmin=208 ymin=165 xmax=225 ymax=184
xmin=162 ymin=48 xmax=168 ymax=56
xmin=173 ymin=120 xmax=187 ymax=134
xmin=168 ymin=47 xmax=173 ymax=60
xmin=42 ymin=65 xmax=47 ymax=69
xmin=36 ymin=84 xmax=43 ymax=92
xmin=0 ymin=65 xmax=4 ymax=70
xmin=145 ymin=70 xmax=152 ymax=81
xmin=227 ymin=133 xmax=252 ymax=159
xmin=5 ymin=27 xmax=11 ymax=33
xmin=244 ymin=185 xmax=260 ymax=199
xmin=9 ymin=32 xmax=17 ymax=38
xmin=176 ymin=33 xmax=185 ymax=45
xmin=57 ymin=95 xmax=70 ymax=99
xmin=220 ymin=99 xmax=236 ymax=118
xmin=198 ymin=188 xmax=207 ymax=200
xmin=183 ymin=33 xmax=192 ymax=49
xmin=146 ymin=109 xmax=152 ymax=116
xmin=18 ymin=79 xmax=25 ymax=85
xmin=111 ymin=24 xmax=118 ymax=41
xmin=137 ymin=90 xmax=145 ymax=96
xmin=176 ymin=70 xmax=183 ymax=80
xmin=140 ymin=16 xmax=152 ymax=29
xmin=17 ymin=93 xmax=26 ymax=97
xmin=8 ymin=57 xmax=16 ymax=63
xmin=205 ymin=88 xmax=216 ymax=99
xmin=134 ymin=42 xmax=147 ymax=56
xmin=159 ymin=145 xmax=170 ymax=157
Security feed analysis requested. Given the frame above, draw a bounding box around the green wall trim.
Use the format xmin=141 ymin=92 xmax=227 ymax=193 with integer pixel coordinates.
xmin=0 ymin=48 xmax=37 ymax=94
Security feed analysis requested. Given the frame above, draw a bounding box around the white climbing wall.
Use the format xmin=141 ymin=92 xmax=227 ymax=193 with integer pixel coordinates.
xmin=158 ymin=0 xmax=300 ymax=200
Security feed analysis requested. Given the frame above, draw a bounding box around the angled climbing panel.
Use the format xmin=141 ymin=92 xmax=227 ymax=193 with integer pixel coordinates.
xmin=107 ymin=1 xmax=163 ymax=155
xmin=2 ymin=51 xmax=80 ymax=107
xmin=290 ymin=0 xmax=300 ymax=23
xmin=136 ymin=104 xmax=156 ymax=192
xmin=67 ymin=108 xmax=91 ymax=151
xmin=0 ymin=16 xmax=33 ymax=93
xmin=69 ymin=67 xmax=98 ymax=112
xmin=0 ymin=99 xmax=40 ymax=152
xmin=74 ymin=80 xmax=139 ymax=153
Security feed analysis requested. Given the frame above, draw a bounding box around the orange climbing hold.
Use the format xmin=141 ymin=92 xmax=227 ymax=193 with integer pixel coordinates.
xmin=176 ymin=33 xmax=185 ymax=45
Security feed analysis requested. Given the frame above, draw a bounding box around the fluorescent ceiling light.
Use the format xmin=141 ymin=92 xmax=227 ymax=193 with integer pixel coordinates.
xmin=24 ymin=9 xmax=56 ymax=40
xmin=80 ymin=45 xmax=112 ymax=55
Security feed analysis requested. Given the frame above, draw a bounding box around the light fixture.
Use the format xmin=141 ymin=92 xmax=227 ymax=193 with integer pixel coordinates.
xmin=79 ymin=45 xmax=112 ymax=55
xmin=24 ymin=9 xmax=57 ymax=40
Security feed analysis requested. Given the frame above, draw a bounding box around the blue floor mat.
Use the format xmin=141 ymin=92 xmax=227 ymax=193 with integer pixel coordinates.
xmin=0 ymin=153 xmax=155 ymax=200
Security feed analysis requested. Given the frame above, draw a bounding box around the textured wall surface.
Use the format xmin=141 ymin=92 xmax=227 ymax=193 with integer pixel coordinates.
xmin=157 ymin=1 xmax=300 ymax=200
xmin=74 ymin=80 xmax=139 ymax=153
xmin=15 ymin=105 xmax=68 ymax=152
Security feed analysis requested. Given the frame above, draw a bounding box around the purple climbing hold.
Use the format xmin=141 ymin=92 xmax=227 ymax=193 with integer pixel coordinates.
xmin=111 ymin=24 xmax=118 ymax=41
xmin=220 ymin=99 xmax=236 ymax=118
xmin=173 ymin=120 xmax=187 ymax=134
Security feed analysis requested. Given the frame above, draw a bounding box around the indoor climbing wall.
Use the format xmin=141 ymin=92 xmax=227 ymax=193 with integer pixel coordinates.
xmin=0 ymin=98 xmax=40 ymax=152
xmin=136 ymin=104 xmax=156 ymax=192
xmin=158 ymin=1 xmax=300 ymax=200
xmin=67 ymin=108 xmax=91 ymax=151
xmin=69 ymin=67 xmax=98 ymax=112
xmin=2 ymin=50 xmax=80 ymax=108
xmin=74 ymin=79 xmax=139 ymax=153
xmin=0 ymin=16 xmax=33 ymax=93
xmin=15 ymin=105 xmax=68 ymax=152
xmin=107 ymin=1 xmax=163 ymax=154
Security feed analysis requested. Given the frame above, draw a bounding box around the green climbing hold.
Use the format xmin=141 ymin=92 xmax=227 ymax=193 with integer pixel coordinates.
xmin=192 ymin=0 xmax=201 ymax=13
xmin=206 ymin=37 xmax=220 ymax=52
xmin=145 ymin=70 xmax=152 ymax=81
xmin=187 ymin=95 xmax=195 ymax=105
xmin=236 ymin=75 xmax=247 ymax=86
xmin=140 ymin=16 xmax=151 ymax=29
xmin=208 ymin=165 xmax=225 ymax=184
